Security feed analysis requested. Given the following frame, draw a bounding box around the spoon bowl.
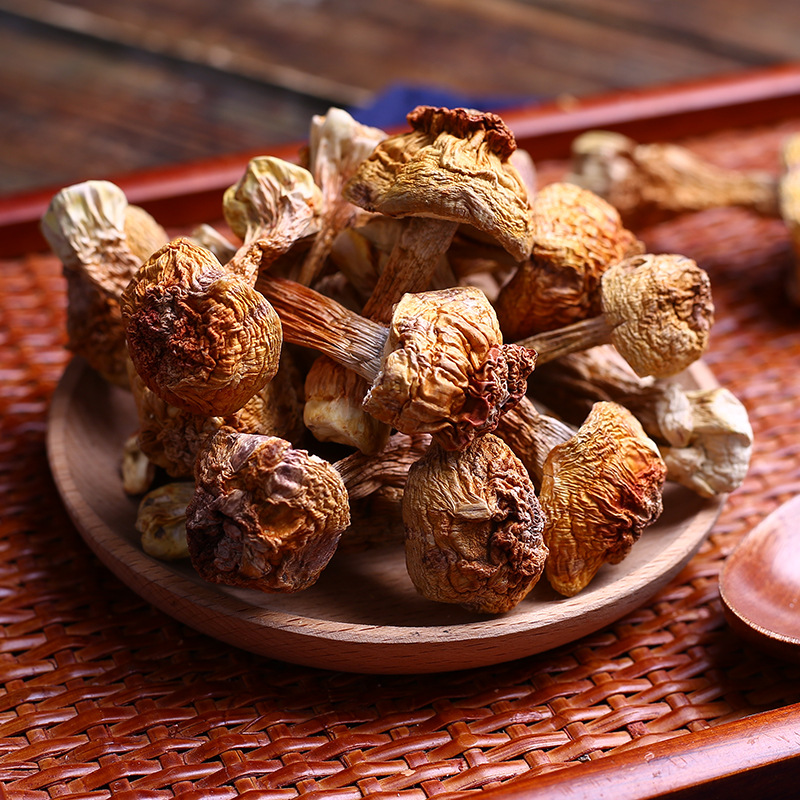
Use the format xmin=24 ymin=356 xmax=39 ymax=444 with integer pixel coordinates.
xmin=719 ymin=496 xmax=800 ymax=662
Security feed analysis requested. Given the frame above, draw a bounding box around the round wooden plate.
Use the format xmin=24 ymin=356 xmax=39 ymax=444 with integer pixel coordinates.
xmin=47 ymin=357 xmax=725 ymax=674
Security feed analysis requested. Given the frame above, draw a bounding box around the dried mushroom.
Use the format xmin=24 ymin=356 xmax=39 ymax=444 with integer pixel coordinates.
xmin=259 ymin=275 xmax=536 ymax=449
xmin=187 ymin=429 xmax=351 ymax=592
xmin=541 ymin=402 xmax=666 ymax=597
xmin=567 ymin=130 xmax=779 ymax=229
xmin=297 ymin=107 xmax=386 ymax=285
xmin=344 ymin=105 xmax=534 ymax=322
xmin=128 ymin=352 xmax=304 ymax=479
xmin=223 ymin=155 xmax=322 ymax=283
xmin=122 ymin=238 xmax=283 ymax=417
xmin=494 ymin=181 xmax=642 ymax=340
xmin=403 ymin=433 xmax=547 ymax=614
xmin=121 ymin=433 xmax=156 ymax=495
xmin=519 ymin=253 xmax=714 ymax=379
xmin=659 ymin=388 xmax=753 ymax=497
xmin=137 ymin=482 xmax=196 ymax=561
xmin=41 ymin=179 xmax=168 ymax=385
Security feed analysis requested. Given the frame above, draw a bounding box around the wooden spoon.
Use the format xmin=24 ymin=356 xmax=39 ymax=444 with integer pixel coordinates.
xmin=719 ymin=496 xmax=800 ymax=662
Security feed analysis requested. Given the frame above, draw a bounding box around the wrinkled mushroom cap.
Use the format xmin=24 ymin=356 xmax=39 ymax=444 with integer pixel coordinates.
xmin=223 ymin=156 xmax=322 ymax=253
xmin=186 ymin=429 xmax=351 ymax=593
xmin=660 ymin=387 xmax=753 ymax=497
xmin=541 ymin=401 xmax=666 ymax=596
xmin=343 ymin=106 xmax=534 ymax=262
xmin=363 ymin=285 xmax=536 ymax=450
xmin=122 ymin=238 xmax=283 ymax=417
xmin=601 ymin=253 xmax=714 ymax=378
xmin=494 ymin=181 xmax=643 ymax=339
xmin=41 ymin=180 xmax=168 ymax=386
xmin=403 ymin=433 xmax=547 ymax=614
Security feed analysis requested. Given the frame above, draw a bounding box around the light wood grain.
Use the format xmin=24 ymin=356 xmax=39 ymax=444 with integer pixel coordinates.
xmin=47 ymin=358 xmax=725 ymax=674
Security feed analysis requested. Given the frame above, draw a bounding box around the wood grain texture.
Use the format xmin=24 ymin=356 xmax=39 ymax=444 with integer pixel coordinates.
xmin=47 ymin=358 xmax=724 ymax=675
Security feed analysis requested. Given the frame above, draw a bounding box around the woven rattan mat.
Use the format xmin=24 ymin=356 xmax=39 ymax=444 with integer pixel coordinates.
xmin=3 ymin=119 xmax=800 ymax=797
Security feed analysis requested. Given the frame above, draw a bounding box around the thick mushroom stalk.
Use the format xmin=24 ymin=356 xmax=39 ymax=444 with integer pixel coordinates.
xmin=566 ymin=130 xmax=779 ymax=229
xmin=659 ymin=388 xmax=753 ymax=498
xmin=259 ymin=275 xmax=536 ymax=449
xmin=541 ymin=402 xmax=667 ymax=597
xmin=493 ymin=181 xmax=643 ymax=341
xmin=186 ymin=429 xmax=351 ymax=593
xmin=518 ymin=253 xmax=714 ymax=379
xmin=403 ymin=433 xmax=547 ymax=614
xmin=222 ymin=156 xmax=323 ymax=284
xmin=344 ymin=105 xmax=534 ymax=323
xmin=297 ymin=107 xmax=387 ymax=286
xmin=122 ymin=238 xmax=282 ymax=417
xmin=40 ymin=179 xmax=168 ymax=386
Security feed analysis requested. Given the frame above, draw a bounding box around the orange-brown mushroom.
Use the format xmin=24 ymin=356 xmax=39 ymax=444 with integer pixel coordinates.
xmin=259 ymin=275 xmax=536 ymax=450
xmin=402 ymin=433 xmax=548 ymax=614
xmin=540 ymin=401 xmax=667 ymax=596
xmin=493 ymin=181 xmax=642 ymax=341
xmin=518 ymin=253 xmax=714 ymax=379
xmin=122 ymin=238 xmax=283 ymax=417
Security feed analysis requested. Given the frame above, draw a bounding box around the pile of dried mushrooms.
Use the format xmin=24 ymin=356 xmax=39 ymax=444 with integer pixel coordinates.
xmin=42 ymin=105 xmax=757 ymax=614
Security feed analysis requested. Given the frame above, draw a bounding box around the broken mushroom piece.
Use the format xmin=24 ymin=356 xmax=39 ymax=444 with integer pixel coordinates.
xmin=518 ymin=253 xmax=714 ymax=379
xmin=137 ymin=482 xmax=196 ymax=561
xmin=122 ymin=238 xmax=283 ymax=417
xmin=297 ymin=107 xmax=387 ymax=286
xmin=494 ymin=181 xmax=643 ymax=341
xmin=566 ymin=130 xmax=779 ymax=229
xmin=541 ymin=401 xmax=667 ymax=597
xmin=41 ymin=179 xmax=168 ymax=386
xmin=259 ymin=275 xmax=536 ymax=449
xmin=186 ymin=429 xmax=351 ymax=593
xmin=659 ymin=387 xmax=753 ymax=498
xmin=343 ymin=105 xmax=534 ymax=323
xmin=222 ymin=155 xmax=323 ymax=284
xmin=402 ymin=433 xmax=548 ymax=614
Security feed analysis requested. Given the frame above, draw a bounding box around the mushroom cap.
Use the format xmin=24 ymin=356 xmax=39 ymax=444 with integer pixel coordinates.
xmin=363 ymin=285 xmax=536 ymax=450
xmin=186 ymin=429 xmax=351 ymax=593
xmin=541 ymin=401 xmax=666 ymax=596
xmin=403 ymin=433 xmax=547 ymax=614
xmin=223 ymin=155 xmax=322 ymax=252
xmin=601 ymin=253 xmax=714 ymax=378
xmin=122 ymin=238 xmax=283 ymax=417
xmin=41 ymin=180 xmax=166 ymax=386
xmin=494 ymin=181 xmax=643 ymax=340
xmin=343 ymin=106 xmax=534 ymax=262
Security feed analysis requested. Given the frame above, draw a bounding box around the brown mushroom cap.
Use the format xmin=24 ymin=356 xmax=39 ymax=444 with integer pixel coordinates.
xmin=494 ymin=181 xmax=642 ymax=341
xmin=363 ymin=285 xmax=537 ymax=450
xmin=344 ymin=106 xmax=534 ymax=262
xmin=122 ymin=238 xmax=283 ymax=417
xmin=403 ymin=433 xmax=548 ymax=614
xmin=186 ymin=429 xmax=351 ymax=593
xmin=601 ymin=253 xmax=714 ymax=378
xmin=541 ymin=401 xmax=667 ymax=597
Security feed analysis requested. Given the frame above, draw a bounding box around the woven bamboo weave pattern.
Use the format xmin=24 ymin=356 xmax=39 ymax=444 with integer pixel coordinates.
xmin=2 ymin=120 xmax=800 ymax=797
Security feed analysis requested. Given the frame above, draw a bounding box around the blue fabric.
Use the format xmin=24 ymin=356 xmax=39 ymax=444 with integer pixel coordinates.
xmin=348 ymin=83 xmax=538 ymax=129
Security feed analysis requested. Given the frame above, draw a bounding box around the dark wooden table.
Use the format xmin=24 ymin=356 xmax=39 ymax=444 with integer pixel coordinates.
xmin=2 ymin=0 xmax=800 ymax=198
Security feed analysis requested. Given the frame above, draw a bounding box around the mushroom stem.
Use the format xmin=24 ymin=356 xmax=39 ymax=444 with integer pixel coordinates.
xmin=517 ymin=315 xmax=617 ymax=365
xmin=257 ymin=274 xmax=388 ymax=381
xmin=360 ymin=217 xmax=460 ymax=322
